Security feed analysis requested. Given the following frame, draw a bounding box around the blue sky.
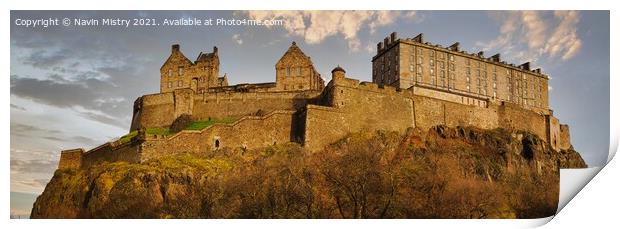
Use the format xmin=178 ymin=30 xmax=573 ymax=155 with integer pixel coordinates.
xmin=9 ymin=11 xmax=609 ymax=205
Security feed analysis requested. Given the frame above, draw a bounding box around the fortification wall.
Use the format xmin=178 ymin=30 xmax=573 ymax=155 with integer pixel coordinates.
xmin=303 ymin=105 xmax=348 ymax=151
xmin=304 ymin=79 xmax=415 ymax=151
xmin=559 ymin=124 xmax=571 ymax=150
xmin=412 ymin=95 xmax=500 ymax=131
xmin=132 ymin=92 xmax=176 ymax=130
xmin=546 ymin=115 xmax=561 ymax=151
xmin=499 ymin=103 xmax=548 ymax=142
xmin=304 ymin=77 xmax=552 ymax=152
xmin=140 ymin=110 xmax=296 ymax=161
xmin=131 ymin=89 xmax=320 ymax=130
xmin=80 ymin=141 xmax=141 ymax=168
xmin=192 ymin=90 xmax=320 ymax=120
xmin=58 ymin=149 xmax=84 ymax=169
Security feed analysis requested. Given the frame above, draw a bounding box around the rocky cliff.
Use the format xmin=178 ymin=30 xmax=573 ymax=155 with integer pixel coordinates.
xmin=31 ymin=126 xmax=586 ymax=219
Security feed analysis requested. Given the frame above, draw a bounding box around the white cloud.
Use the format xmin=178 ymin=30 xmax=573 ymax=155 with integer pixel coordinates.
xmin=232 ymin=34 xmax=243 ymax=45
xmin=246 ymin=11 xmax=417 ymax=52
xmin=476 ymin=11 xmax=583 ymax=64
xmin=545 ymin=11 xmax=582 ymax=60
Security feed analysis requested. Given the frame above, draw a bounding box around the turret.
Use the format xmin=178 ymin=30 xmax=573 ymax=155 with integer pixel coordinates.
xmin=331 ymin=65 xmax=346 ymax=80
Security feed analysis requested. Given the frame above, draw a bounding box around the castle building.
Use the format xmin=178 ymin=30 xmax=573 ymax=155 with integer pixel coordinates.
xmin=275 ymin=41 xmax=324 ymax=91
xmin=160 ymin=44 xmax=228 ymax=94
xmin=160 ymin=42 xmax=324 ymax=94
xmin=372 ymin=32 xmax=549 ymax=113
xmin=58 ymin=33 xmax=574 ymax=172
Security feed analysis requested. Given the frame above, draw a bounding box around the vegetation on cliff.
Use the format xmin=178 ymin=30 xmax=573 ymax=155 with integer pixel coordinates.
xmin=31 ymin=126 xmax=586 ymax=219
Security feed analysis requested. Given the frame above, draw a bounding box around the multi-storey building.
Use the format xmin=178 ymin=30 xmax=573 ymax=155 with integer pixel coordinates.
xmin=372 ymin=32 xmax=549 ymax=112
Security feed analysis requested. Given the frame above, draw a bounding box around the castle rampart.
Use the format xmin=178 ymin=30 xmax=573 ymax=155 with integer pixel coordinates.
xmin=58 ymin=36 xmax=576 ymax=170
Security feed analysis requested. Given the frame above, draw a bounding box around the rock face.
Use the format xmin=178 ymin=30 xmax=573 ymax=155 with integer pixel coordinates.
xmin=31 ymin=126 xmax=586 ymax=219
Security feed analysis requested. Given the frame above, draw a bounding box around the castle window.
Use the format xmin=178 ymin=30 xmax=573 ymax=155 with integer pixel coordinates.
xmin=439 ymin=53 xmax=445 ymax=59
xmin=450 ymin=63 xmax=455 ymax=71
xmin=430 ymin=50 xmax=435 ymax=57
xmin=417 ymin=66 xmax=423 ymax=74
xmin=439 ymin=61 xmax=444 ymax=69
xmin=440 ymin=70 xmax=445 ymax=78
xmin=416 ymin=73 xmax=422 ymax=82
xmin=418 ymin=56 xmax=423 ymax=64
xmin=466 ymin=58 xmax=471 ymax=66
xmin=215 ymin=139 xmax=220 ymax=148
xmin=450 ymin=55 xmax=454 ymax=62
xmin=298 ymin=67 xmax=302 ymax=76
xmin=286 ymin=67 xmax=291 ymax=77
xmin=429 ymin=59 xmax=434 ymax=66
xmin=178 ymin=80 xmax=183 ymax=87
xmin=409 ymin=65 xmax=414 ymax=72
xmin=466 ymin=85 xmax=470 ymax=91
xmin=178 ymin=67 xmax=184 ymax=76
xmin=168 ymin=82 xmax=172 ymax=88
xmin=168 ymin=69 xmax=173 ymax=77
xmin=430 ymin=68 xmax=434 ymax=75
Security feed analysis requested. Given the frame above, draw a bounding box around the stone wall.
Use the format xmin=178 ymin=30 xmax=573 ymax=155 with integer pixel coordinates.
xmin=80 ymin=141 xmax=141 ymax=168
xmin=193 ymin=90 xmax=321 ymax=120
xmin=304 ymin=76 xmax=415 ymax=151
xmin=58 ymin=149 xmax=84 ymax=169
xmin=140 ymin=110 xmax=296 ymax=161
xmin=131 ymin=87 xmax=320 ymax=130
xmin=559 ymin=124 xmax=572 ymax=150
xmin=303 ymin=74 xmax=553 ymax=152
xmin=546 ymin=115 xmax=561 ymax=151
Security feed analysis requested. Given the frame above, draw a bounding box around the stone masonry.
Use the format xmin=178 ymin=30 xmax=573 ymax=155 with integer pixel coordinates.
xmin=57 ymin=33 xmax=575 ymax=170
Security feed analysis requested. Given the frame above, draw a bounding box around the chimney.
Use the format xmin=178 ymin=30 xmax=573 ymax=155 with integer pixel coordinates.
xmin=534 ymin=68 xmax=541 ymax=74
xmin=519 ymin=62 xmax=531 ymax=71
xmin=213 ymin=46 xmax=218 ymax=54
xmin=491 ymin=53 xmax=501 ymax=62
xmin=413 ymin=33 xmax=424 ymax=43
xmin=390 ymin=32 xmax=397 ymax=43
xmin=449 ymin=42 xmax=460 ymax=51
xmin=477 ymin=51 xmax=484 ymax=58
xmin=377 ymin=42 xmax=383 ymax=53
xmin=384 ymin=37 xmax=390 ymax=47
xmin=171 ymin=44 xmax=180 ymax=53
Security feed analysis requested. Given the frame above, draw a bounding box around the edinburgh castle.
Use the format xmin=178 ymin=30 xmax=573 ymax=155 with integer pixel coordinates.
xmin=57 ymin=32 xmax=573 ymax=170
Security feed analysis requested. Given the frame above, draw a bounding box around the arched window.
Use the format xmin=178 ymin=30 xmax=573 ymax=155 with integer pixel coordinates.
xmin=215 ymin=139 xmax=220 ymax=148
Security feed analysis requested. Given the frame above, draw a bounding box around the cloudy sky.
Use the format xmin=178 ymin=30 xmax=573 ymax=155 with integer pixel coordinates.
xmin=10 ymin=11 xmax=609 ymax=197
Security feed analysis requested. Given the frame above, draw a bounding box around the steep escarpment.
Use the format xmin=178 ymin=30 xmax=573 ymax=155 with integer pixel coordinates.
xmin=31 ymin=126 xmax=586 ymax=219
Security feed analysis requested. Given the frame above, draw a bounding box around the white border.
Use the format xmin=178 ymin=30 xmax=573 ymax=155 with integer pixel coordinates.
xmin=3 ymin=0 xmax=617 ymax=228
